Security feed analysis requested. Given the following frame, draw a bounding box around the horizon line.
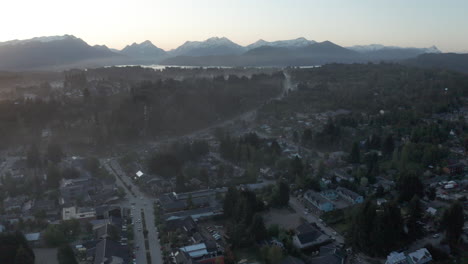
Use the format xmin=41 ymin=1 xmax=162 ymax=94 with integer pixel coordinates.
xmin=0 ymin=34 xmax=454 ymax=53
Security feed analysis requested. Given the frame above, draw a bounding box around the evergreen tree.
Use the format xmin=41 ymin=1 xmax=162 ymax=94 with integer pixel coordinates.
xmin=302 ymin=128 xmax=313 ymax=145
xmin=442 ymin=202 xmax=464 ymax=246
xmin=290 ymin=156 xmax=303 ymax=178
xmin=26 ymin=144 xmax=41 ymax=169
xmin=407 ymin=195 xmax=423 ymax=239
xmin=15 ymin=245 xmax=35 ymax=264
xmin=223 ymin=187 xmax=239 ymax=218
xmin=270 ymin=140 xmax=281 ymax=156
xmin=349 ymin=142 xmax=360 ymax=164
xmin=46 ymin=164 xmax=62 ymax=189
xmin=397 ymin=171 xmax=424 ymax=202
xmin=0 ymin=232 xmax=35 ymax=264
xmin=57 ymin=244 xmax=78 ymax=264
xmin=175 ymin=173 xmax=185 ymax=193
xmin=349 ymin=200 xmax=404 ymax=257
xmin=187 ymin=194 xmax=194 ymax=209
xmin=249 ymin=214 xmax=268 ymax=242
xmin=292 ymin=131 xmax=299 ymax=143
xmin=382 ymin=135 xmax=395 ymax=156
xmin=47 ymin=143 xmax=64 ymax=164
xmin=277 ymin=181 xmax=290 ymax=207
xmin=317 ymin=161 xmax=325 ymax=177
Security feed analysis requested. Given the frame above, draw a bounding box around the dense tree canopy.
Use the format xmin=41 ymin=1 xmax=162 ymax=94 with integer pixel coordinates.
xmin=0 ymin=232 xmax=35 ymax=264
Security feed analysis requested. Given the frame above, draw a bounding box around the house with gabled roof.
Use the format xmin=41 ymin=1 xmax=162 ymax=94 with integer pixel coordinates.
xmin=309 ymin=245 xmax=345 ymax=264
xmin=407 ymin=248 xmax=432 ymax=264
xmin=336 ymin=187 xmax=363 ymax=204
xmin=292 ymin=223 xmax=330 ymax=249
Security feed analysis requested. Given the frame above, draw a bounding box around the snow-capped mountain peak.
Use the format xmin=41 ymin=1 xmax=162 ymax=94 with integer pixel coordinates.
xmin=120 ymin=40 xmax=166 ymax=58
xmin=170 ymin=37 xmax=245 ymax=56
xmin=422 ymin=45 xmax=441 ymax=53
xmin=0 ymin=34 xmax=78 ymax=47
xmin=348 ymin=44 xmax=441 ymax=53
xmin=246 ymin=37 xmax=316 ymax=50
xmin=140 ymin=40 xmax=155 ymax=47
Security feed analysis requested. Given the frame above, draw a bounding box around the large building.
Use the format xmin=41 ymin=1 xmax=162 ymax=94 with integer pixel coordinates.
xmin=62 ymin=206 xmax=96 ymax=221
xmin=292 ymin=223 xmax=330 ymax=249
xmin=336 ymin=187 xmax=363 ymax=204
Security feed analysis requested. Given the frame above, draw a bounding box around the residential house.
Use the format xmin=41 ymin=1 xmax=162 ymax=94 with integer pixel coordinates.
xmin=336 ymin=187 xmax=363 ymax=204
xmin=304 ymin=191 xmax=334 ymax=212
xmin=407 ymin=248 xmax=432 ymax=264
xmin=9 ymin=159 xmax=28 ymax=178
xmin=443 ymin=163 xmax=464 ymax=176
xmin=385 ymin=248 xmax=432 ymax=264
xmin=292 ymin=223 xmax=330 ymax=249
xmin=166 ymin=216 xmax=198 ymax=235
xmin=385 ymin=252 xmax=407 ymax=264
xmin=333 ymin=168 xmax=354 ymax=182
xmin=309 ymin=246 xmax=345 ymax=264
xmin=25 ymin=232 xmax=41 ymax=247
xmin=4 ymin=196 xmax=28 ymax=212
xmin=375 ymin=177 xmax=396 ymax=192
xmin=177 ymin=242 xmax=222 ymax=264
xmin=33 ymin=199 xmax=58 ymax=219
xmin=320 ymin=190 xmax=339 ymax=201
xmin=91 ymin=238 xmax=130 ymax=264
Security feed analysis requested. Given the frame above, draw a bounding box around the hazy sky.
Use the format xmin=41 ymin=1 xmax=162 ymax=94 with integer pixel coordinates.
xmin=1 ymin=0 xmax=467 ymax=52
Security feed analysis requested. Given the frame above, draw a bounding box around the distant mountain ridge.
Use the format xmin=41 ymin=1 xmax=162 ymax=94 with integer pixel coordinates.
xmin=0 ymin=34 xmax=451 ymax=70
xmin=120 ymin=40 xmax=167 ymax=60
xmin=162 ymin=40 xmax=361 ymax=67
xmin=246 ymin=37 xmax=316 ymax=50
xmin=348 ymin=44 xmax=440 ymax=54
xmin=168 ymin=37 xmax=246 ymax=56
xmin=405 ymin=53 xmax=468 ymax=73
xmin=0 ymin=35 xmax=122 ymax=70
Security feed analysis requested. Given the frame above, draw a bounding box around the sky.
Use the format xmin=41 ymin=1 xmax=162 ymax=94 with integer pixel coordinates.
xmin=0 ymin=0 xmax=467 ymax=52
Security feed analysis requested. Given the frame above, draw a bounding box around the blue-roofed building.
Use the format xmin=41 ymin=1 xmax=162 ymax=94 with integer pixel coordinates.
xmin=304 ymin=191 xmax=334 ymax=212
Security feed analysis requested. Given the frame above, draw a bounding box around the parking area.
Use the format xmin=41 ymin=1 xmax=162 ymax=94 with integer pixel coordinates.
xmin=197 ymin=220 xmax=227 ymax=246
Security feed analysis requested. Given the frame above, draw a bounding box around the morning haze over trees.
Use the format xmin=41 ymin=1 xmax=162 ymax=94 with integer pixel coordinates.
xmin=0 ymin=1 xmax=468 ymax=264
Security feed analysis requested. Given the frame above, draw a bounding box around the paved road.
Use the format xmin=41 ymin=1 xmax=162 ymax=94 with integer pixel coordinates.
xmin=289 ymin=196 xmax=345 ymax=245
xmin=101 ymin=159 xmax=163 ymax=264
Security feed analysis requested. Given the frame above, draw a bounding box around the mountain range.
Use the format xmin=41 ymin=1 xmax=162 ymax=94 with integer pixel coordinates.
xmin=0 ymin=34 xmax=453 ymax=71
